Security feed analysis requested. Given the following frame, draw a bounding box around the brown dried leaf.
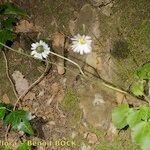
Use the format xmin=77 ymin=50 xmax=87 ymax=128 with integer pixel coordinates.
xmin=2 ymin=94 xmax=10 ymax=104
xmin=86 ymin=52 xmax=102 ymax=71
xmin=57 ymin=61 xmax=65 ymax=75
xmin=51 ymin=32 xmax=65 ymax=48
xmin=47 ymin=82 xmax=60 ymax=105
xmin=51 ymin=82 xmax=60 ymax=94
xmin=106 ymin=123 xmax=118 ymax=141
xmin=51 ymin=32 xmax=66 ymax=75
xmin=23 ymin=92 xmax=36 ymax=101
xmin=116 ymin=92 xmax=125 ymax=104
xmin=87 ymin=132 xmax=98 ymax=144
xmin=15 ymin=20 xmax=43 ymax=33
xmin=12 ymin=71 xmax=29 ymax=96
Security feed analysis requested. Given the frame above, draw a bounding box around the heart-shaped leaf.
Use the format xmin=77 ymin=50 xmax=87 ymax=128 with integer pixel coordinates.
xmin=132 ymin=121 xmax=150 ymax=145
xmin=17 ymin=142 xmax=31 ymax=150
xmin=4 ymin=110 xmax=34 ymax=135
xmin=112 ymin=103 xmax=130 ymax=128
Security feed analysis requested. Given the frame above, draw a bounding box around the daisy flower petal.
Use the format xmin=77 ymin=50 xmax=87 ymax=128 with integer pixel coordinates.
xmin=71 ymin=34 xmax=92 ymax=55
xmin=31 ymin=40 xmax=50 ymax=59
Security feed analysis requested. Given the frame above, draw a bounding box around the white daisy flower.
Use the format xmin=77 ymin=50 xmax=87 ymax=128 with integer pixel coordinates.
xmin=71 ymin=34 xmax=92 ymax=55
xmin=31 ymin=40 xmax=50 ymax=59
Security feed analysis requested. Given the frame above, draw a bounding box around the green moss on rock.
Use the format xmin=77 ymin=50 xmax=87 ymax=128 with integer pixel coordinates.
xmin=60 ymin=88 xmax=82 ymax=126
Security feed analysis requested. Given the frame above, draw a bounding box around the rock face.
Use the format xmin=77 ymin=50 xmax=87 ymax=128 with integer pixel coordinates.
xmin=72 ymin=0 xmax=150 ymax=89
xmin=15 ymin=0 xmax=150 ymax=131
xmin=79 ymin=83 xmax=115 ymax=129
xmin=18 ymin=0 xmax=150 ymax=89
xmin=89 ymin=0 xmax=112 ymax=6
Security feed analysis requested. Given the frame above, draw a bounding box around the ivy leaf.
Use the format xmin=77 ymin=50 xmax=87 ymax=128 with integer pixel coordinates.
xmin=136 ymin=63 xmax=150 ymax=80
xmin=1 ymin=17 xmax=16 ymax=31
xmin=127 ymin=109 xmax=142 ymax=128
xmin=0 ymin=103 xmax=12 ymax=120
xmin=139 ymin=106 xmax=150 ymax=121
xmin=132 ymin=121 xmax=150 ymax=145
xmin=112 ymin=103 xmax=130 ymax=129
xmin=17 ymin=142 xmax=31 ymax=150
xmin=4 ymin=110 xmax=34 ymax=135
xmin=0 ymin=106 xmax=6 ymax=120
xmin=127 ymin=106 xmax=150 ymax=129
xmin=0 ymin=30 xmax=15 ymax=49
xmin=141 ymin=136 xmax=150 ymax=150
xmin=0 ymin=146 xmax=11 ymax=150
xmin=131 ymin=82 xmax=144 ymax=96
xmin=18 ymin=121 xmax=34 ymax=135
xmin=0 ymin=3 xmax=26 ymax=16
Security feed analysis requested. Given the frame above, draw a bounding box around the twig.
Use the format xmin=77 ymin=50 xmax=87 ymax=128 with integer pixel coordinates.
xmin=2 ymin=50 xmax=51 ymax=140
xmin=4 ymin=59 xmax=50 ymax=141
xmin=2 ymin=51 xmax=18 ymax=99
xmin=2 ymin=49 xmax=17 ymax=139
xmin=2 ymin=51 xmax=18 ymax=141
xmin=0 ymin=42 xmax=148 ymax=104
xmin=13 ymin=59 xmax=51 ymax=110
xmin=0 ymin=42 xmax=85 ymax=76
xmin=5 ymin=124 xmax=11 ymax=141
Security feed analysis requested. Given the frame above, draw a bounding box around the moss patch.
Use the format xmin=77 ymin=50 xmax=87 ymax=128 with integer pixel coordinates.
xmin=95 ymin=130 xmax=140 ymax=150
xmin=60 ymin=88 xmax=82 ymax=127
xmin=97 ymin=0 xmax=150 ymax=88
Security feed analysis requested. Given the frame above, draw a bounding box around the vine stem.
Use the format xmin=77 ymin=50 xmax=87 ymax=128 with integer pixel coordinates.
xmin=13 ymin=58 xmax=51 ymax=110
xmin=2 ymin=51 xmax=18 ymax=141
xmin=2 ymin=49 xmax=51 ymax=141
xmin=49 ymin=51 xmax=85 ymax=76
xmin=0 ymin=42 xmax=85 ymax=76
xmin=2 ymin=51 xmax=19 ymax=100
xmin=0 ymin=42 xmax=148 ymax=104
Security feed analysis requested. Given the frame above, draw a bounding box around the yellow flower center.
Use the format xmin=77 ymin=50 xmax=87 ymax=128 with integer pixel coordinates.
xmin=79 ymin=37 xmax=86 ymax=45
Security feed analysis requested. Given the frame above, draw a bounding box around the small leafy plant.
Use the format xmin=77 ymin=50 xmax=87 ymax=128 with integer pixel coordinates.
xmin=0 ymin=102 xmax=34 ymax=135
xmin=0 ymin=142 xmax=31 ymax=150
xmin=17 ymin=142 xmax=31 ymax=150
xmin=112 ymin=63 xmax=150 ymax=150
xmin=112 ymin=103 xmax=150 ymax=150
xmin=0 ymin=2 xmax=26 ymax=49
xmin=131 ymin=63 xmax=150 ymax=97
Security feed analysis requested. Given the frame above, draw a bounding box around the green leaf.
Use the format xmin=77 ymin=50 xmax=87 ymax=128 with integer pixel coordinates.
xmin=0 ymin=146 xmax=11 ymax=150
xmin=1 ymin=17 xmax=16 ymax=31
xmin=0 ymin=103 xmax=12 ymax=120
xmin=0 ymin=30 xmax=15 ymax=49
xmin=136 ymin=63 xmax=150 ymax=80
xmin=139 ymin=106 xmax=150 ymax=121
xmin=127 ymin=106 xmax=150 ymax=128
xmin=17 ymin=142 xmax=31 ymax=150
xmin=141 ymin=136 xmax=150 ymax=150
xmin=127 ymin=109 xmax=142 ymax=128
xmin=131 ymin=82 xmax=144 ymax=96
xmin=19 ymin=121 xmax=34 ymax=135
xmin=132 ymin=121 xmax=150 ymax=145
xmin=112 ymin=103 xmax=130 ymax=129
xmin=0 ymin=107 xmax=6 ymax=119
xmin=4 ymin=110 xmax=34 ymax=135
xmin=0 ymin=3 xmax=26 ymax=16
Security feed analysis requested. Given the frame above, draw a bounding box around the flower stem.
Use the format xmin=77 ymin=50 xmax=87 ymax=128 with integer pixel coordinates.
xmin=0 ymin=42 xmax=85 ymax=76
xmin=49 ymin=51 xmax=85 ymax=76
